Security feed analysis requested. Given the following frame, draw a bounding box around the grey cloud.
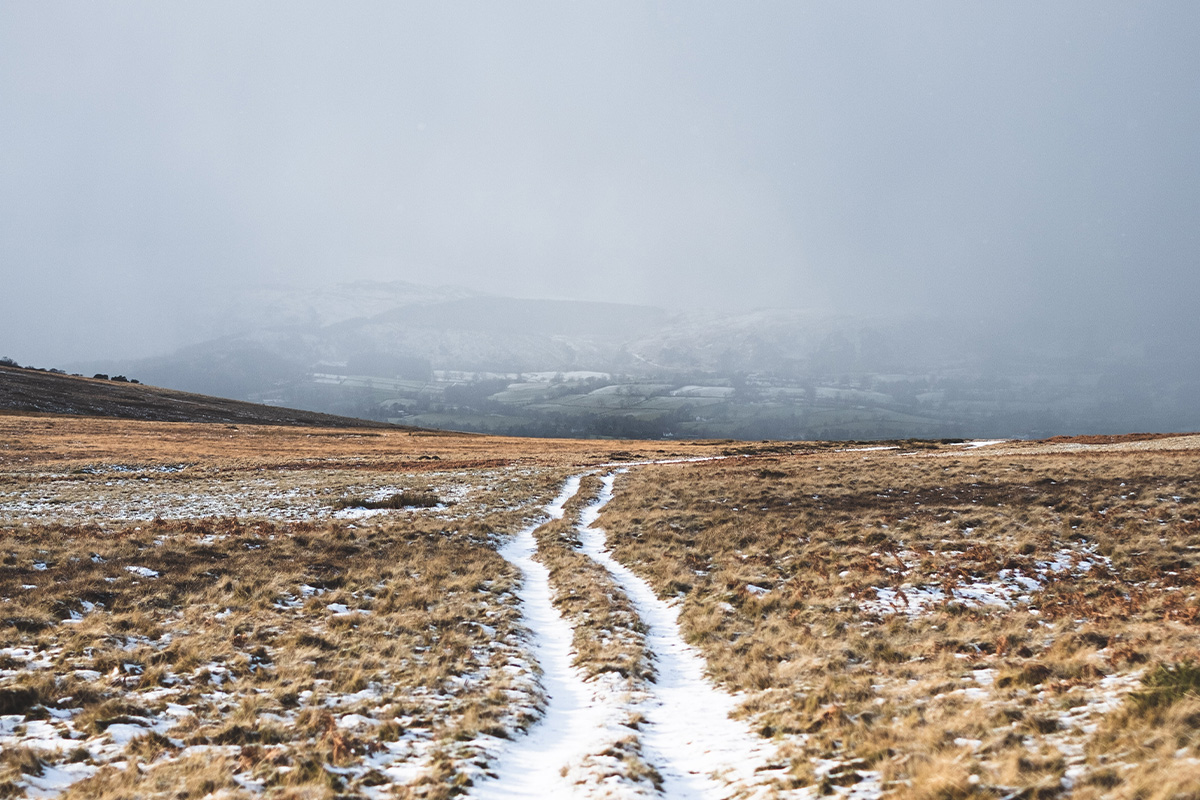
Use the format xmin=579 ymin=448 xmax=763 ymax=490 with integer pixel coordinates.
xmin=2 ymin=2 xmax=1197 ymax=364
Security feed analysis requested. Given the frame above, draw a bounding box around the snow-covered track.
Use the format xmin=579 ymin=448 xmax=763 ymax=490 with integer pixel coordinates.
xmin=475 ymin=467 xmax=790 ymax=799
xmin=576 ymin=472 xmax=785 ymax=799
xmin=474 ymin=476 xmax=635 ymax=799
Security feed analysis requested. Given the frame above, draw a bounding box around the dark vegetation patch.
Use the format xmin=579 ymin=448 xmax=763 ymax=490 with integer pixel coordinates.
xmin=332 ymin=491 xmax=442 ymax=511
xmin=1131 ymin=661 xmax=1200 ymax=711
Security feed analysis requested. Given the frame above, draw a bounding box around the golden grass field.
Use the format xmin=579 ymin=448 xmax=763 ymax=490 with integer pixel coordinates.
xmin=2 ymin=414 xmax=1199 ymax=799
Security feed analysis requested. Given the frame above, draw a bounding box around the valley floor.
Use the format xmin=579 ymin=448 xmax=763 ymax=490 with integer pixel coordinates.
xmin=1 ymin=417 xmax=1199 ymax=798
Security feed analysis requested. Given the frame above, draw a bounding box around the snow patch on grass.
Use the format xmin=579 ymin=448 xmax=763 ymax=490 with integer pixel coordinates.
xmin=861 ymin=546 xmax=1113 ymax=618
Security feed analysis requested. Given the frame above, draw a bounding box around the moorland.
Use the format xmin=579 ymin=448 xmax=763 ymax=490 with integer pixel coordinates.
xmin=2 ymin=406 xmax=1199 ymax=799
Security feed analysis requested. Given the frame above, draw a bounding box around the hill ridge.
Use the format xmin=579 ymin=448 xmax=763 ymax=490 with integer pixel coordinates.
xmin=0 ymin=364 xmax=404 ymax=429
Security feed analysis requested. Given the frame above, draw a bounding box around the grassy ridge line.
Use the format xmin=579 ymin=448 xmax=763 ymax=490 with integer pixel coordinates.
xmin=0 ymin=364 xmax=410 ymax=429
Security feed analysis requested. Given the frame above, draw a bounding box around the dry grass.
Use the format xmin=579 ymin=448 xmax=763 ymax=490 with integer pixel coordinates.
xmin=597 ymin=440 xmax=1200 ymax=796
xmin=0 ymin=412 xmax=646 ymax=798
xmin=6 ymin=414 xmax=1200 ymax=797
xmin=1 ymin=511 xmax=542 ymax=798
xmin=0 ymin=411 xmax=733 ymax=798
xmin=0 ymin=414 xmax=730 ymax=475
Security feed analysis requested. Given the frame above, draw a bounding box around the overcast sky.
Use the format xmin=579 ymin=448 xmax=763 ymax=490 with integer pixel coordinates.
xmin=2 ymin=2 xmax=1198 ymax=363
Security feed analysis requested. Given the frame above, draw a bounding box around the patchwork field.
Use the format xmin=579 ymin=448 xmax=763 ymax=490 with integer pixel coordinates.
xmin=2 ymin=415 xmax=1198 ymax=799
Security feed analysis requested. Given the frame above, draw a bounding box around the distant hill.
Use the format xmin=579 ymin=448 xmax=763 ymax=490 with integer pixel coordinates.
xmin=83 ymin=289 xmax=671 ymax=398
xmin=0 ymin=364 xmax=401 ymax=428
xmin=66 ymin=279 xmax=1200 ymax=441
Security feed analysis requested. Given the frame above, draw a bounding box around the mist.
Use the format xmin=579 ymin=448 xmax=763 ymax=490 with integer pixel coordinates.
xmin=2 ymin=2 xmax=1198 ymax=437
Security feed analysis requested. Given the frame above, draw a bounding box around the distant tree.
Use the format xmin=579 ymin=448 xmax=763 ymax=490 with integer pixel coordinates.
xmin=93 ymin=373 xmax=109 ymax=380
xmin=111 ymin=375 xmax=130 ymax=382
xmin=0 ymin=357 xmax=18 ymax=368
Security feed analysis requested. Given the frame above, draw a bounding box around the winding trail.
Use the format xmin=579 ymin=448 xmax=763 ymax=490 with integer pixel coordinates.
xmin=577 ymin=472 xmax=781 ymax=799
xmin=473 ymin=467 xmax=784 ymax=799
xmin=472 ymin=476 xmax=624 ymax=800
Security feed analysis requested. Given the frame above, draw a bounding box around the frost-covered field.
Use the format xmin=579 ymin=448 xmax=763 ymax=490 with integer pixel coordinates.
xmin=3 ymin=416 xmax=1200 ymax=799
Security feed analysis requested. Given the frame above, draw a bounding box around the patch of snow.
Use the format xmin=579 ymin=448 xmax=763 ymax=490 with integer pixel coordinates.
xmin=862 ymin=544 xmax=1114 ymax=619
xmin=106 ymin=722 xmax=150 ymax=744
xmin=972 ymin=669 xmax=996 ymax=687
xmin=333 ymin=507 xmax=389 ymax=520
xmin=337 ymin=713 xmax=379 ymax=730
xmin=21 ymin=762 xmax=99 ymax=798
xmin=327 ymin=603 xmax=370 ymax=617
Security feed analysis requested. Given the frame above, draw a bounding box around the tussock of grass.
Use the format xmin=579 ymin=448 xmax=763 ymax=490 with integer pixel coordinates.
xmin=0 ymin=686 xmax=44 ymax=715
xmin=1130 ymin=661 xmax=1200 ymax=711
xmin=0 ymin=746 xmax=46 ymax=779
